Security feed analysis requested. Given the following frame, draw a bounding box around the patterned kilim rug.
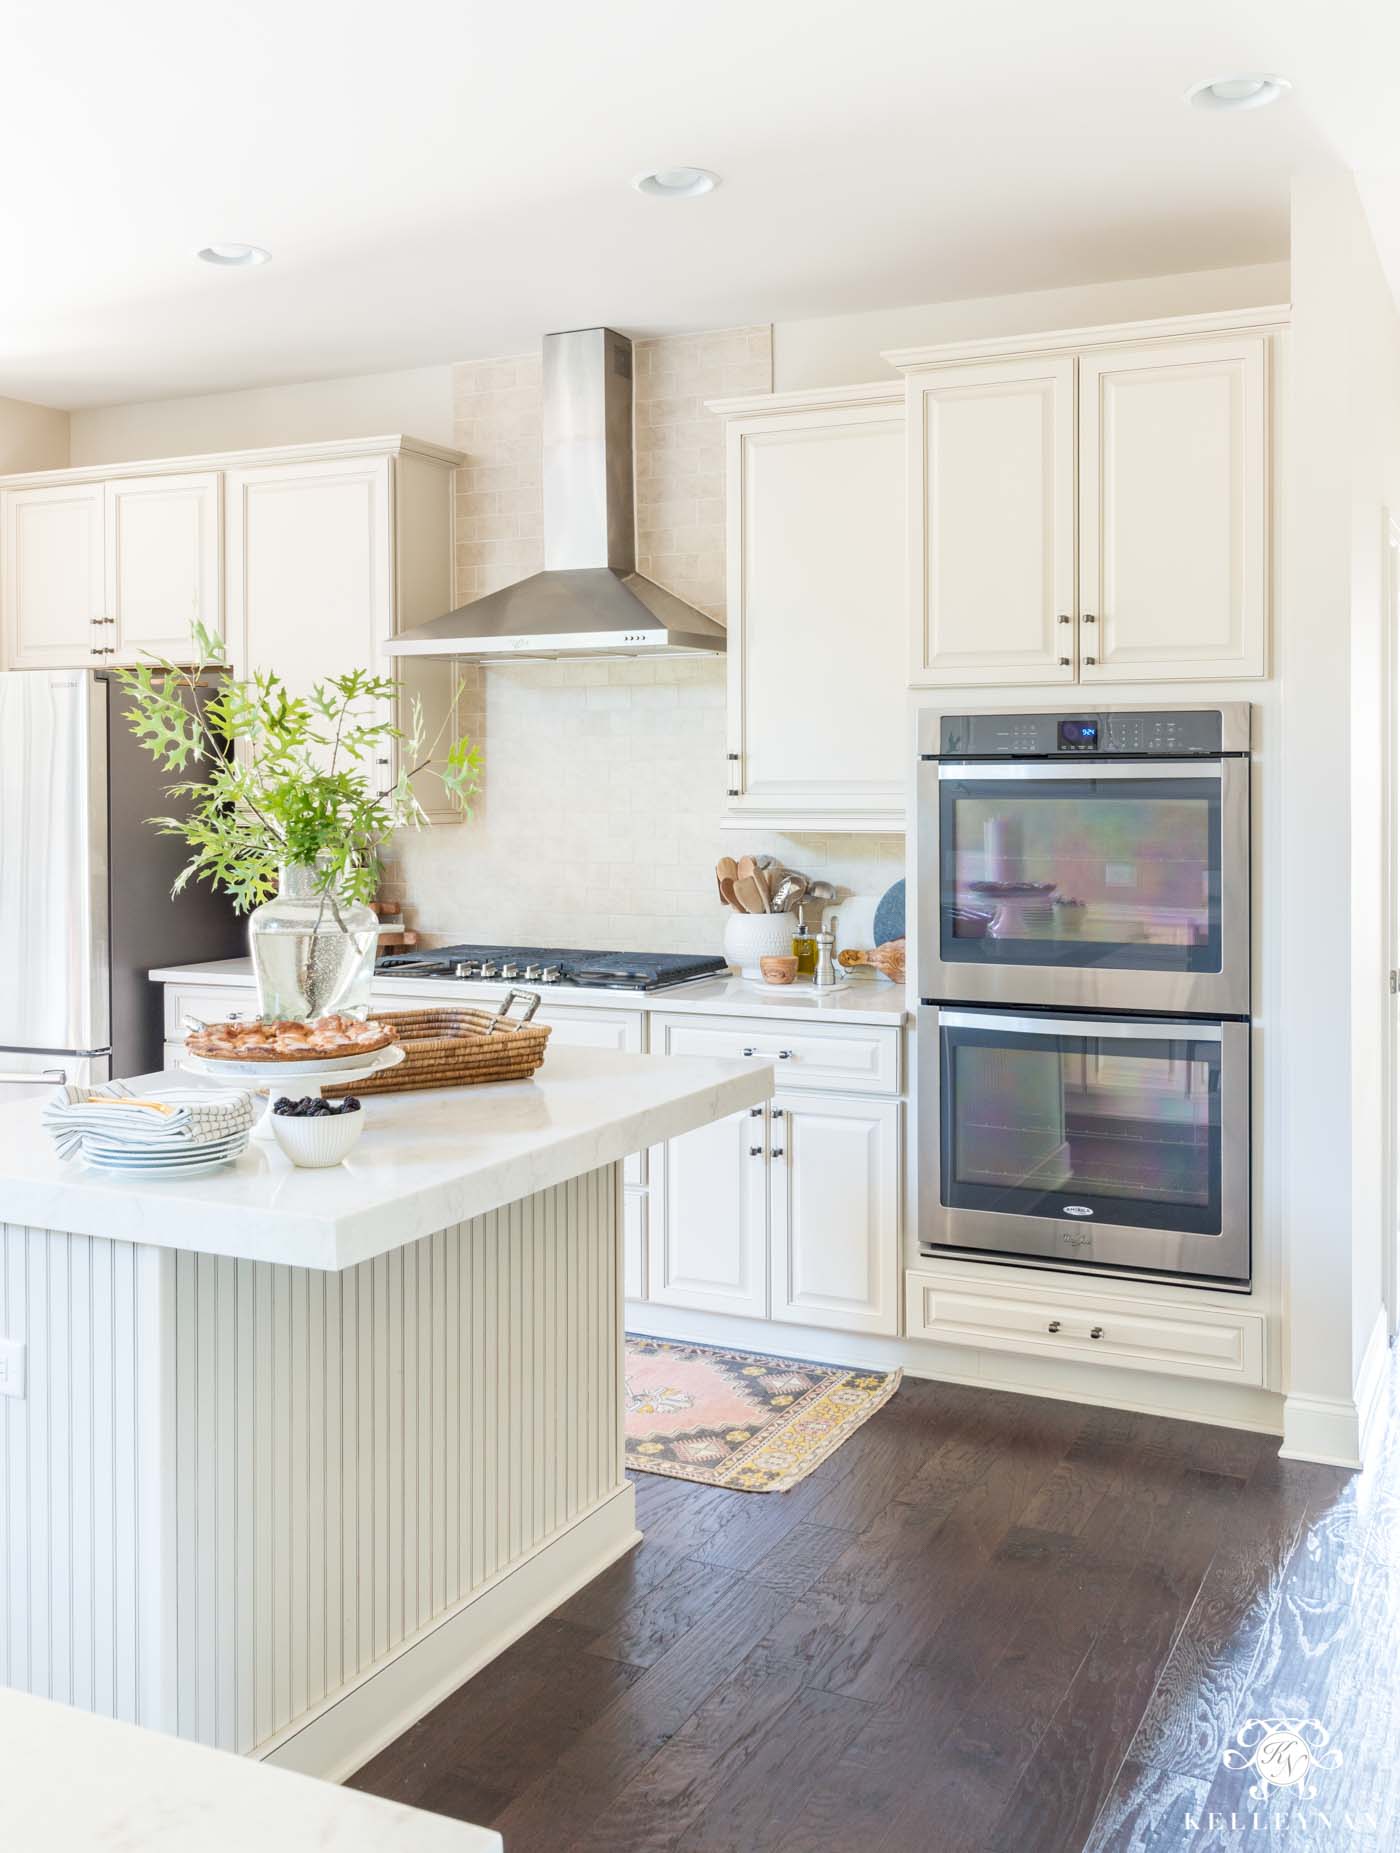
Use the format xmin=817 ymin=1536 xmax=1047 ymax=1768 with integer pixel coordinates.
xmin=624 ymin=1334 xmax=902 ymax=1492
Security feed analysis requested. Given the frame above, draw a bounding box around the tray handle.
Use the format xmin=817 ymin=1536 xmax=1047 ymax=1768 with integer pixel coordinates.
xmin=485 ymin=988 xmax=543 ymax=1035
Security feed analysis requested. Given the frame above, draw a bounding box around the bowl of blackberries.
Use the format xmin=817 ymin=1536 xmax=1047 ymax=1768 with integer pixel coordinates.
xmin=270 ymin=1094 xmax=366 ymax=1168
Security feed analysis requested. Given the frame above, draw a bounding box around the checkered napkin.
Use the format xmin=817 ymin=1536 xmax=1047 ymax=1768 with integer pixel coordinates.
xmin=42 ymin=1079 xmax=256 ymax=1160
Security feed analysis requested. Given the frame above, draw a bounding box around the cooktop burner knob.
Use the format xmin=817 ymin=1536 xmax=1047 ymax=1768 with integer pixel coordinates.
xmin=523 ymin=963 xmax=542 ymax=980
xmin=453 ymin=960 xmax=477 ymax=978
xmin=541 ymin=965 xmax=562 ymax=983
xmin=478 ymin=961 xmax=498 ymax=979
xmin=500 ymin=962 xmax=520 ymax=979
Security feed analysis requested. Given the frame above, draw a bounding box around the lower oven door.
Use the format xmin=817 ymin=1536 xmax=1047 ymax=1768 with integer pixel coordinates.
xmin=918 ymin=1006 xmax=1249 ymax=1286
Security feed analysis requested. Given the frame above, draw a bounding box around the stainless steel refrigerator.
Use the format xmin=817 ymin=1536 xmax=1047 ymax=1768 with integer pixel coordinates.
xmin=0 ymin=670 xmax=243 ymax=1099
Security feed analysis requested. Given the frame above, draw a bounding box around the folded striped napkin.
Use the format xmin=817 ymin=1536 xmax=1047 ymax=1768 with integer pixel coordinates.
xmin=43 ymin=1079 xmax=256 ymax=1161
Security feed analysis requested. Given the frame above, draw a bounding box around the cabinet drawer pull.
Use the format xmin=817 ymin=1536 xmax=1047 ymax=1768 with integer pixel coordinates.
xmin=1047 ymin=1319 xmax=1061 ymax=1333
xmin=777 ymin=1049 xmax=792 ymax=1060
xmin=742 ymin=1046 xmax=755 ymax=1057
xmin=1090 ymin=1325 xmax=1104 ymax=1340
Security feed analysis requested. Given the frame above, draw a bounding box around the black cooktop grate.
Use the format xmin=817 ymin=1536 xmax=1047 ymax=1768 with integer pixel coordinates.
xmin=375 ymin=944 xmax=728 ymax=992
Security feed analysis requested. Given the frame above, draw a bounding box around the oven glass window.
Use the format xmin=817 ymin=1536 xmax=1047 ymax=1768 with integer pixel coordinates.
xmin=940 ymin=1020 xmax=1222 ymax=1236
xmin=940 ymin=776 xmax=1222 ymax=971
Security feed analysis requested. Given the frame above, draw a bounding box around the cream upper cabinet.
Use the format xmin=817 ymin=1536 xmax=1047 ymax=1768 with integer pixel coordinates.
xmin=1078 ymin=335 xmax=1267 ymax=682
xmin=892 ymin=313 xmax=1280 ymax=688
xmin=105 ymin=473 xmax=220 ymax=663
xmin=2 ymin=482 xmax=106 ymax=667
xmin=907 ymin=356 xmax=1076 ymax=687
xmin=714 ymin=386 xmax=906 ymax=831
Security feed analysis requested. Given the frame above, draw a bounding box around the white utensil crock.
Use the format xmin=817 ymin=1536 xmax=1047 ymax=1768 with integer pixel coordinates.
xmin=723 ymin=910 xmax=799 ymax=980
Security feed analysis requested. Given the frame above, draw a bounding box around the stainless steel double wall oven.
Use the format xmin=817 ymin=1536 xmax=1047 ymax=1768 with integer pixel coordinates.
xmin=917 ymin=704 xmax=1251 ymax=1287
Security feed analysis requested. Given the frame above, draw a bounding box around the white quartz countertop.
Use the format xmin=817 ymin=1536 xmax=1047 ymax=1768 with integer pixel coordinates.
xmin=0 ymin=1046 xmax=772 ymax=1271
xmin=150 ymin=957 xmax=911 ymax=1026
xmin=1 ymin=1689 xmax=500 ymax=1852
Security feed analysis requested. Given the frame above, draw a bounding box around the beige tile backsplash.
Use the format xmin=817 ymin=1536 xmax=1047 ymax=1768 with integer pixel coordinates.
xmin=390 ymin=325 xmax=905 ymax=954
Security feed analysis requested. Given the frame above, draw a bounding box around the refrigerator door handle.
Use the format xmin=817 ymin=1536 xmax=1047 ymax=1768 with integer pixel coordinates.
xmin=0 ymin=1067 xmax=67 ymax=1084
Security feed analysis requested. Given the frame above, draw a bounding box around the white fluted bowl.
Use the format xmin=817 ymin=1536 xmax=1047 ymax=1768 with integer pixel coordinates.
xmin=722 ymin=910 xmax=798 ymax=980
xmin=270 ymin=1108 xmax=366 ymax=1168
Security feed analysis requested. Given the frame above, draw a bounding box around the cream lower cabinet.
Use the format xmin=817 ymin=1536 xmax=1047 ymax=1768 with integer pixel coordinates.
xmin=646 ymin=1090 xmax=902 ymax=1336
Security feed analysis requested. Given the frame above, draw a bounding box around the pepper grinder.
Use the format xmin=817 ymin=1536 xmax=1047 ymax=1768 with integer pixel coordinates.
xmin=812 ymin=925 xmax=838 ymax=989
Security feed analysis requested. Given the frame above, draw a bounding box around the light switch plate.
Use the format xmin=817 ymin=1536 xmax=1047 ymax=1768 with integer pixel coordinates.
xmin=0 ymin=1338 xmax=25 ymax=1399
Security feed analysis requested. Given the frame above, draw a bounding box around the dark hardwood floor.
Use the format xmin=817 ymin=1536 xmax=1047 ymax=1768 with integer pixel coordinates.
xmin=350 ymin=1359 xmax=1400 ymax=1851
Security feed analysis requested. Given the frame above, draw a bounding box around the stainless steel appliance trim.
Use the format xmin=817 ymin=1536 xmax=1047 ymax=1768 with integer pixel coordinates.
xmin=917 ymin=1005 xmax=1250 ymax=1285
xmin=935 ymin=760 xmax=1225 ymax=782
xmin=937 ymin=1008 xmax=1225 ymax=1042
xmin=0 ymin=1067 xmax=67 ymax=1085
xmin=918 ymin=752 xmax=1250 ymax=1018
xmin=918 ymin=701 xmax=1252 ymax=758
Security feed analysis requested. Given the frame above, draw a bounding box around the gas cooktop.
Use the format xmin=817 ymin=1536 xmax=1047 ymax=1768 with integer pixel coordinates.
xmin=375 ymin=944 xmax=729 ymax=993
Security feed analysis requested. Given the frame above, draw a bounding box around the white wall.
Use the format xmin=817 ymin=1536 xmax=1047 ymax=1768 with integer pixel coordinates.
xmin=68 ymin=364 xmax=455 ymax=464
xmin=773 ymin=261 xmax=1290 ymax=389
xmin=1280 ymin=172 xmax=1400 ymax=1462
xmin=0 ymin=394 xmax=68 ymax=472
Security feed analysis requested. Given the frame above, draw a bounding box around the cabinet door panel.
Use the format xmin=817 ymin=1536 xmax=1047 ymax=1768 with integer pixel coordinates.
xmin=225 ymin=455 xmax=394 ymax=776
xmin=2 ymin=483 xmax=105 ymax=667
xmin=910 ymin=357 xmax=1075 ymax=686
xmin=107 ymin=473 xmax=220 ymax=663
xmin=648 ymin=1109 xmax=768 ymax=1318
xmin=727 ymin=399 xmax=905 ymax=828
xmin=1078 ymin=336 xmax=1266 ymax=681
xmin=770 ymin=1095 xmax=900 ymax=1336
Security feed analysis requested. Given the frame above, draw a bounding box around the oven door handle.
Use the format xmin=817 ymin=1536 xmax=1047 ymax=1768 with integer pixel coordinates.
xmin=934 ymin=759 xmax=1226 ymax=782
xmin=933 ymin=1006 xmax=1225 ymax=1043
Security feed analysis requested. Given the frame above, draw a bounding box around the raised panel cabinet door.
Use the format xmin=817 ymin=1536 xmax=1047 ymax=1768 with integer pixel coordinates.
xmin=726 ymin=395 xmax=905 ymax=828
xmin=647 ymin=1108 xmax=769 ymax=1318
xmin=1078 ymin=335 xmax=1267 ymax=682
xmin=909 ymin=356 xmax=1076 ymax=687
xmin=770 ymin=1095 xmax=901 ymax=1336
xmin=106 ymin=473 xmax=221 ymax=663
xmin=225 ymin=454 xmax=395 ymax=777
xmin=2 ymin=482 xmax=106 ymax=667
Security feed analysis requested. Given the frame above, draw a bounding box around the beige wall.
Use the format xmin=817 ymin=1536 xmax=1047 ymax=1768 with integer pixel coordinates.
xmin=773 ymin=261 xmax=1291 ymax=389
xmin=68 ymin=364 xmax=455 ymax=464
xmin=0 ymin=394 xmax=68 ymax=473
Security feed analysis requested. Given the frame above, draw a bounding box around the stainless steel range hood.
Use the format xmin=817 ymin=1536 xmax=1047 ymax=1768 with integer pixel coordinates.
xmin=389 ymin=327 xmax=726 ymax=661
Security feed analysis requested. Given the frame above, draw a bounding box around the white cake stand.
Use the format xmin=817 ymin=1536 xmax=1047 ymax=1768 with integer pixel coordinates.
xmin=182 ymin=1044 xmax=406 ymax=1139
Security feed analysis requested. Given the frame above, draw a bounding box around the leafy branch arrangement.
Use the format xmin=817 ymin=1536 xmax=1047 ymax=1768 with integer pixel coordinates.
xmin=114 ymin=624 xmax=481 ymax=914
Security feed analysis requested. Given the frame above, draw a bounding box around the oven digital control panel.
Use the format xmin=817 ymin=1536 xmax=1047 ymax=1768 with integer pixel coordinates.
xmin=936 ymin=709 xmax=1226 ymax=758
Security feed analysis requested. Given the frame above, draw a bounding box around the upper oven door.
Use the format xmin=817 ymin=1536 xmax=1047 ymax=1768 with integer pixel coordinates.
xmin=918 ymin=756 xmax=1249 ymax=1016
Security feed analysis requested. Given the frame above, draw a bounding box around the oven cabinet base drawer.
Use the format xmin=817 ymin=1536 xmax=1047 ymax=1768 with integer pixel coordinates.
xmin=904 ymin=1270 xmax=1265 ymax=1385
xmin=650 ymin=1012 xmax=901 ymax=1096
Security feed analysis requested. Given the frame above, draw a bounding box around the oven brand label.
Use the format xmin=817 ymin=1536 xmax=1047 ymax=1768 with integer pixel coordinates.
xmin=1061 ymin=1205 xmax=1094 ymax=1217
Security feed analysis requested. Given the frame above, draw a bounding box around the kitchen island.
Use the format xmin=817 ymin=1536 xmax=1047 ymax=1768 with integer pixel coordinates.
xmin=0 ymin=1046 xmax=770 ymax=1781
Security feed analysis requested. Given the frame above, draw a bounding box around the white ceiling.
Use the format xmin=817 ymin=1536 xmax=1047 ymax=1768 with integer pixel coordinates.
xmin=2 ymin=0 xmax=1397 ymax=408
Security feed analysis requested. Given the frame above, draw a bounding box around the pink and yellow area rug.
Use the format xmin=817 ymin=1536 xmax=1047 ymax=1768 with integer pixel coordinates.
xmin=624 ymin=1335 xmax=901 ymax=1493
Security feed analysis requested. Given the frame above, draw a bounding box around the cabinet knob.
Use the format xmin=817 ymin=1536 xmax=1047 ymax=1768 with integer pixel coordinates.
xmin=1090 ymin=1325 xmax=1104 ymax=1340
xmin=726 ymin=788 xmax=740 ymax=798
xmin=1082 ymin=612 xmax=1097 ymax=624
xmin=770 ymin=1146 xmax=784 ymax=1159
xmin=1084 ymin=656 xmax=1097 ymax=667
xmin=1057 ymin=613 xmax=1071 ymax=625
xmin=771 ymin=1107 xmax=783 ymax=1119
xmin=749 ymin=1105 xmax=763 ymax=1117
xmin=749 ymin=1145 xmax=764 ymax=1157
xmin=1047 ymin=1319 xmax=1061 ymax=1333
xmin=1058 ymin=657 xmax=1071 ymax=667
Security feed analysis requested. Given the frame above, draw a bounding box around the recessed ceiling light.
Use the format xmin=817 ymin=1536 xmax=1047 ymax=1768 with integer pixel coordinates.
xmin=1186 ymin=74 xmax=1291 ymax=112
xmin=196 ymin=243 xmax=272 ymax=267
xmin=633 ymin=166 xmax=719 ymax=200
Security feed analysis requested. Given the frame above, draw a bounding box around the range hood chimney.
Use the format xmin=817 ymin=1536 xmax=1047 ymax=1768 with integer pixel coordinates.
xmin=388 ymin=328 xmax=726 ymax=661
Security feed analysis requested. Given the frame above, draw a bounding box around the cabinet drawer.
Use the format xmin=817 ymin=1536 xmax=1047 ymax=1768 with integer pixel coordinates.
xmin=163 ymin=982 xmax=260 ymax=1038
xmin=905 ymin=1270 xmax=1264 ymax=1385
xmin=651 ymin=1013 xmax=901 ymax=1096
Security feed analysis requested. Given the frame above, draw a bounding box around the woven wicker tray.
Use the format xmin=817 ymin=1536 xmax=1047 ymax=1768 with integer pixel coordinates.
xmin=323 ymin=1006 xmax=551 ymax=1098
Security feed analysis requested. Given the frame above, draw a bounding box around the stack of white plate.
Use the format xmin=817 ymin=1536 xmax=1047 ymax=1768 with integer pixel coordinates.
xmin=81 ymin=1131 xmax=250 ymax=1177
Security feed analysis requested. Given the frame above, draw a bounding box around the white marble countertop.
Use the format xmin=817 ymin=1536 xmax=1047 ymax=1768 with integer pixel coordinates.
xmin=1 ymin=1689 xmax=500 ymax=1851
xmin=150 ymin=957 xmax=911 ymax=1027
xmin=0 ymin=1046 xmax=772 ymax=1270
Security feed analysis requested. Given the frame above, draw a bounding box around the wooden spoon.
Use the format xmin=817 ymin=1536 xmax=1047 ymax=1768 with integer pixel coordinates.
xmin=733 ymin=871 xmax=768 ymax=914
xmin=719 ymin=874 xmax=742 ymax=910
xmin=715 ymin=856 xmax=737 ymax=904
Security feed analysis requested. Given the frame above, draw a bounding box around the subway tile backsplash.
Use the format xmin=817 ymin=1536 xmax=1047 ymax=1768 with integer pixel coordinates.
xmin=388 ymin=325 xmax=905 ymax=953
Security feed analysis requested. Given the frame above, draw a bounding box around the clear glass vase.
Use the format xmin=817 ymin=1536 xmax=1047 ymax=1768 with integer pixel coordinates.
xmin=247 ymin=862 xmax=379 ymax=1022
